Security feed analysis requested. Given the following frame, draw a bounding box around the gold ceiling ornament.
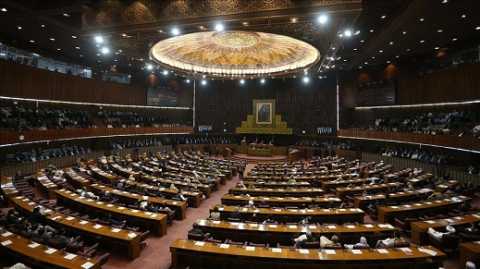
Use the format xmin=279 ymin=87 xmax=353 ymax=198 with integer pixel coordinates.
xmin=149 ymin=31 xmax=320 ymax=79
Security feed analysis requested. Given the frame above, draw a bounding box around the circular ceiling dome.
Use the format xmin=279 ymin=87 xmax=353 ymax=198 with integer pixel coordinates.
xmin=149 ymin=31 xmax=320 ymax=79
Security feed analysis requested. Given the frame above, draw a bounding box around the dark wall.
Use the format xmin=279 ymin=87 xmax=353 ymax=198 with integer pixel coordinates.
xmin=195 ymin=75 xmax=337 ymax=134
xmin=0 ymin=61 xmax=147 ymax=105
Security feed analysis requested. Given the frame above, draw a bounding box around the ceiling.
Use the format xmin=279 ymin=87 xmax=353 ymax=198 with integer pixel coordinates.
xmin=0 ymin=0 xmax=479 ymax=77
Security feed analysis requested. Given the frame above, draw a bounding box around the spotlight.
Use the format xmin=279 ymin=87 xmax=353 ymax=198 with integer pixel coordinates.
xmin=317 ymin=14 xmax=328 ymax=25
xmin=185 ymin=79 xmax=191 ymax=84
xmin=171 ymin=27 xmax=180 ymax=36
xmin=239 ymin=79 xmax=245 ymax=85
xmin=201 ymin=79 xmax=207 ymax=86
xmin=214 ymin=22 xmax=225 ymax=32
xmin=94 ymin=35 xmax=104 ymax=44
xmin=100 ymin=47 xmax=110 ymax=54
xmin=343 ymin=29 xmax=353 ymax=37
xmin=146 ymin=64 xmax=153 ymax=71
xmin=162 ymin=70 xmax=169 ymax=76
xmin=302 ymin=76 xmax=310 ymax=84
xmin=260 ymin=78 xmax=266 ymax=84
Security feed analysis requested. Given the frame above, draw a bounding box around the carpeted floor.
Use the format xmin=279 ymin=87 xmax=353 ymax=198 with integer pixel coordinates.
xmin=103 ymin=170 xmax=244 ymax=269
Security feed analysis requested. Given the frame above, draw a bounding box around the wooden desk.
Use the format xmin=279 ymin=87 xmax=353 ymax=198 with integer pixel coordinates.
xmin=377 ymin=196 xmax=471 ymax=223
xmin=230 ymin=187 xmax=324 ymax=197
xmin=54 ymin=189 xmax=167 ymax=236
xmin=0 ymin=228 xmax=102 ymax=269
xmin=193 ymin=219 xmax=397 ymax=245
xmin=141 ymin=174 xmax=212 ymax=197
xmin=9 ymin=195 xmax=142 ymax=259
xmin=35 ymin=174 xmax=59 ymax=198
xmin=221 ymin=194 xmax=342 ymax=208
xmin=353 ymin=188 xmax=433 ymax=209
xmin=0 ymin=177 xmax=19 ymax=203
xmin=242 ymin=181 xmax=311 ymax=189
xmin=411 ymin=213 xmax=480 ymax=244
xmin=322 ymin=178 xmax=374 ymax=190
xmin=212 ymin=205 xmax=364 ymax=223
xmin=89 ymin=183 xmax=187 ymax=220
xmin=336 ymin=182 xmax=403 ymax=199
xmin=460 ymin=242 xmax=480 ymax=269
xmin=171 ymin=239 xmax=445 ymax=269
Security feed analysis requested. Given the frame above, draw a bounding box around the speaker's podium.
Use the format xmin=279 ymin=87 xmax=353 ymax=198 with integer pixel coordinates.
xmin=245 ymin=142 xmax=274 ymax=157
xmin=235 ymin=99 xmax=292 ymax=135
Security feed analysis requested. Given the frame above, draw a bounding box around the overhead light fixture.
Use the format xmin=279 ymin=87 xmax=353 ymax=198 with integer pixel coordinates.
xmin=389 ymin=41 xmax=394 ymax=45
xmin=162 ymin=70 xmax=169 ymax=76
xmin=63 ymin=13 xmax=70 ymax=17
xmin=75 ymin=46 xmax=80 ymax=50
xmin=121 ymin=33 xmax=128 ymax=37
xmin=290 ymin=17 xmax=298 ymax=23
xmin=56 ymin=48 xmax=61 ymax=51
xmin=476 ymin=26 xmax=480 ymax=31
xmin=461 ymin=14 xmax=467 ymax=19
xmin=419 ymin=17 xmax=425 ymax=22
xmin=100 ymin=47 xmax=110 ymax=54
xmin=239 ymin=79 xmax=245 ymax=85
xmin=171 ymin=27 xmax=180 ymax=36
xmin=302 ymin=76 xmax=310 ymax=84
xmin=94 ymin=35 xmax=104 ymax=44
xmin=452 ymin=37 xmax=458 ymax=41
xmin=1 ymin=7 xmax=7 ymax=12
xmin=146 ymin=64 xmax=153 ymax=71
xmin=185 ymin=79 xmax=191 ymax=84
xmin=437 ymin=29 xmax=443 ymax=33
xmin=242 ymin=21 xmax=249 ymax=26
xmin=434 ymin=46 xmax=440 ymax=50
xmin=214 ymin=22 xmax=225 ymax=32
xmin=29 ymin=40 xmax=35 ymax=43
xmin=201 ymin=79 xmax=207 ymax=86
xmin=17 ymin=26 xmax=22 ymax=30
xmin=343 ymin=29 xmax=353 ymax=37
xmin=317 ymin=14 xmax=328 ymax=25
xmin=49 ymin=37 xmax=55 ymax=41
xmin=260 ymin=78 xmax=266 ymax=84
xmin=441 ymin=0 xmax=448 ymax=3
xmin=402 ymin=31 xmax=407 ymax=35
xmin=419 ymin=40 xmax=425 ymax=43
xmin=380 ymin=15 xmax=387 ymax=19
xmin=71 ymin=35 xmax=77 ymax=39
xmin=41 ymin=24 xmax=46 ymax=28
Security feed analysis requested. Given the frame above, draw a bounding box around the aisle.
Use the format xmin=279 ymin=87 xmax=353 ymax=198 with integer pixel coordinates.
xmin=103 ymin=174 xmax=241 ymax=269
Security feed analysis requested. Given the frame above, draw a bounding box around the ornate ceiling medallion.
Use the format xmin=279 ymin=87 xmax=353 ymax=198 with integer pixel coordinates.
xmin=149 ymin=31 xmax=320 ymax=79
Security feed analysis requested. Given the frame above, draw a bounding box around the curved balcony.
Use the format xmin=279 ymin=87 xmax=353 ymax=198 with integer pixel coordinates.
xmin=0 ymin=126 xmax=193 ymax=146
xmin=337 ymin=129 xmax=480 ymax=153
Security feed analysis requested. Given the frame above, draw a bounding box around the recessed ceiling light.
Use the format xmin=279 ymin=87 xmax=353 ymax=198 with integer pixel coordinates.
xmin=360 ymin=39 xmax=365 ymax=43
xmin=402 ymin=31 xmax=407 ymax=35
xmin=461 ymin=14 xmax=467 ymax=19
xmin=260 ymin=78 xmax=266 ymax=84
xmin=242 ymin=21 xmax=249 ymax=26
xmin=434 ymin=46 xmax=440 ymax=50
xmin=121 ymin=33 xmax=128 ymax=37
xmin=94 ymin=35 xmax=104 ymax=44
xmin=198 ymin=25 xmax=206 ymax=30
xmin=41 ymin=24 xmax=46 ymax=28
xmin=353 ymin=48 xmax=358 ymax=51
xmin=170 ymin=27 xmax=180 ymax=36
xmin=380 ymin=15 xmax=387 ymax=19
xmin=441 ymin=0 xmax=448 ymax=3
xmin=71 ymin=35 xmax=77 ymax=39
xmin=452 ymin=37 xmax=458 ymax=41
xmin=302 ymin=76 xmax=310 ymax=84
xmin=406 ymin=48 xmax=411 ymax=52
xmin=369 ymin=29 xmax=374 ymax=33
xmin=419 ymin=18 xmax=425 ymax=22
xmin=29 ymin=40 xmax=35 ymax=43
xmin=63 ymin=13 xmax=70 ymax=17
xmin=419 ymin=40 xmax=425 ymax=43
xmin=146 ymin=64 xmax=153 ymax=71
xmin=1 ymin=7 xmax=7 ymax=12
xmin=371 ymin=56 xmax=376 ymax=59
xmin=476 ymin=26 xmax=480 ymax=30
xmin=201 ymin=79 xmax=207 ymax=86
xmin=395 ymin=55 xmax=400 ymax=58
xmin=49 ymin=37 xmax=55 ymax=41
xmin=317 ymin=14 xmax=328 ymax=25
xmin=56 ymin=48 xmax=61 ymax=51
xmin=214 ymin=22 xmax=225 ymax=32
xmin=157 ymin=29 xmax=164 ymax=33
xmin=239 ymin=79 xmax=245 ymax=85
xmin=290 ymin=17 xmax=298 ymax=23
xmin=389 ymin=41 xmax=394 ymax=45
xmin=17 ymin=26 xmax=22 ymax=30
xmin=378 ymin=50 xmax=384 ymax=53
xmin=386 ymin=60 xmax=391 ymax=64
xmin=75 ymin=46 xmax=80 ymax=50
xmin=100 ymin=47 xmax=110 ymax=54
xmin=162 ymin=70 xmax=169 ymax=76
xmin=344 ymin=29 xmax=353 ymax=37
xmin=185 ymin=79 xmax=191 ymax=84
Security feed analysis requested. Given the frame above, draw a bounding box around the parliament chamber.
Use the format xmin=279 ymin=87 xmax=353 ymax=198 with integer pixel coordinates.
xmin=1 ymin=1 xmax=480 ymax=269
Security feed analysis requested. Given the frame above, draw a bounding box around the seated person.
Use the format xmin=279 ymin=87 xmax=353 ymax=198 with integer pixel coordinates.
xmin=293 ymin=230 xmax=314 ymax=248
xmin=427 ymin=225 xmax=456 ymax=241
xmin=375 ymin=237 xmax=409 ymax=248
xmin=237 ymin=181 xmax=247 ymax=189
xmin=344 ymin=236 xmax=370 ymax=249
xmin=320 ymin=235 xmax=342 ymax=248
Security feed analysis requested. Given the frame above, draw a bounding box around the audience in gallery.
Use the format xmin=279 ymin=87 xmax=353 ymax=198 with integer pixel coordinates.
xmin=358 ymin=109 xmax=480 ymax=138
xmin=4 ymin=145 xmax=91 ymax=164
xmin=0 ymin=100 xmax=189 ymax=131
xmin=380 ymin=146 xmax=449 ymax=165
